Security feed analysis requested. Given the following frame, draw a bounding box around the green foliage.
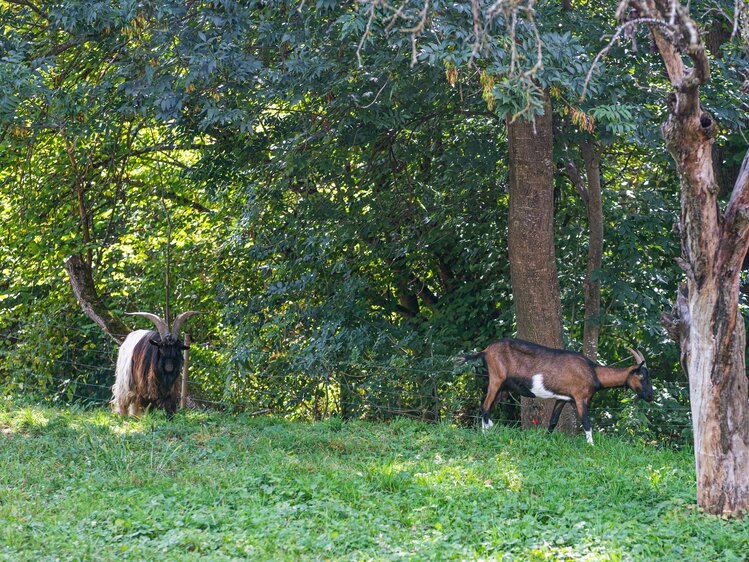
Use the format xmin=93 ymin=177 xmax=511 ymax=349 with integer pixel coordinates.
xmin=0 ymin=0 xmax=746 ymax=446
xmin=2 ymin=405 xmax=747 ymax=561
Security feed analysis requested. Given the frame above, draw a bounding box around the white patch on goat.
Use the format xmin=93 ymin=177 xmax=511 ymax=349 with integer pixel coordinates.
xmin=482 ymin=417 xmax=494 ymax=431
xmin=530 ymin=374 xmax=571 ymax=401
xmin=585 ymin=429 xmax=593 ymax=445
xmin=111 ymin=330 xmax=152 ymax=415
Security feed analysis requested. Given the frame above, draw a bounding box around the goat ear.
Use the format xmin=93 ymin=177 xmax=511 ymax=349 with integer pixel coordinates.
xmin=149 ymin=337 xmax=161 ymax=346
xmin=638 ymin=360 xmax=646 ymax=369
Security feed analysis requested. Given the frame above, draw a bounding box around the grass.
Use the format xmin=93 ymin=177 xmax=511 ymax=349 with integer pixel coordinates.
xmin=0 ymin=404 xmax=747 ymax=561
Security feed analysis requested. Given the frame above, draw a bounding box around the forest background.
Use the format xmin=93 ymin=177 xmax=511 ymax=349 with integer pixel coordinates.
xmin=0 ymin=0 xmax=747 ymax=447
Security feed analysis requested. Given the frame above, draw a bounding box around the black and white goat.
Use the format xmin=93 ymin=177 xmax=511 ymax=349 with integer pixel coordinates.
xmin=460 ymin=339 xmax=654 ymax=444
xmin=112 ymin=311 xmax=200 ymax=418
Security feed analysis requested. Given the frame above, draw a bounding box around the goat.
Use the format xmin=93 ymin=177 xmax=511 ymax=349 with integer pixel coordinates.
xmin=111 ymin=311 xmax=201 ymax=418
xmin=460 ymin=339 xmax=653 ymax=444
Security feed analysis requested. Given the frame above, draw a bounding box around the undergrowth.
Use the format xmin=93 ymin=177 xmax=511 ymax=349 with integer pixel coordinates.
xmin=0 ymin=403 xmax=747 ymax=561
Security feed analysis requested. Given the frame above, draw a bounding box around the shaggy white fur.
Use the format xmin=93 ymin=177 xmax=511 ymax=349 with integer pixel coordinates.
xmin=111 ymin=329 xmax=152 ymax=415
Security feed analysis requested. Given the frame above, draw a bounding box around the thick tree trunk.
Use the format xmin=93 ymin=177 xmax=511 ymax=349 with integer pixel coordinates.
xmin=672 ymin=144 xmax=749 ymax=514
xmin=635 ymin=0 xmax=749 ymax=515
xmin=580 ymin=140 xmax=603 ymax=361
xmin=672 ymin=275 xmax=749 ymax=514
xmin=507 ymin=92 xmax=576 ymax=432
xmin=64 ymin=254 xmax=130 ymax=344
xmin=665 ymin=68 xmax=749 ymax=516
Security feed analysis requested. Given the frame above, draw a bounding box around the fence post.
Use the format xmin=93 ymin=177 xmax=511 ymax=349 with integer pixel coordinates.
xmin=432 ymin=370 xmax=440 ymax=421
xmin=180 ymin=333 xmax=190 ymax=409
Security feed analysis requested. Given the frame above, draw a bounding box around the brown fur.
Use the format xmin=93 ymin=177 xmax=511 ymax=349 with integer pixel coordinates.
xmin=468 ymin=338 xmax=653 ymax=440
xmin=113 ymin=311 xmax=200 ymax=418
xmin=128 ymin=332 xmax=182 ymax=417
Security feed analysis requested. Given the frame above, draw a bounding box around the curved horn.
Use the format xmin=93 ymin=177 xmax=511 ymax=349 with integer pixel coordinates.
xmin=171 ymin=311 xmax=203 ymax=338
xmin=126 ymin=312 xmax=169 ymax=340
xmin=626 ymin=347 xmax=645 ymax=366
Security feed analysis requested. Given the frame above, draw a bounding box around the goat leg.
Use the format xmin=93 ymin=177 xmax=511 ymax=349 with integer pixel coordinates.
xmin=547 ymin=399 xmax=567 ymax=433
xmin=575 ymin=399 xmax=593 ymax=444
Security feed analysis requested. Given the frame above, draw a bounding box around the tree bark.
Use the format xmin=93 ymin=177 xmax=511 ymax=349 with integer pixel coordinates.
xmin=64 ymin=254 xmax=131 ymax=344
xmin=580 ymin=140 xmax=603 ymax=361
xmin=507 ymin=91 xmax=576 ymax=432
xmin=632 ymin=0 xmax=749 ymax=515
xmin=671 ymin=143 xmax=749 ymax=514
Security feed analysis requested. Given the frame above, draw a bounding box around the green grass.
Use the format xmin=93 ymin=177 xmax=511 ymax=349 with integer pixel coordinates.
xmin=0 ymin=404 xmax=747 ymax=561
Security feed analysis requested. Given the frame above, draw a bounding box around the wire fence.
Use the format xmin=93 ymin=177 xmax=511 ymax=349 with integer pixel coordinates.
xmin=0 ymin=323 xmax=696 ymax=444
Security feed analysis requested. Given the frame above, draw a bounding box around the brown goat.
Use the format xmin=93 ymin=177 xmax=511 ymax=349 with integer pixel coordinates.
xmin=112 ymin=311 xmax=201 ymax=418
xmin=460 ymin=339 xmax=653 ymax=444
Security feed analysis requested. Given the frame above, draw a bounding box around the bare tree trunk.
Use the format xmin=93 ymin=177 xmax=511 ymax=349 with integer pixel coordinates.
xmin=668 ymin=139 xmax=749 ymax=513
xmin=507 ymin=92 xmax=576 ymax=432
xmin=564 ymin=138 xmax=604 ymax=361
xmin=580 ymin=140 xmax=603 ymax=361
xmin=631 ymin=0 xmax=749 ymax=515
xmin=64 ymin=255 xmax=131 ymax=344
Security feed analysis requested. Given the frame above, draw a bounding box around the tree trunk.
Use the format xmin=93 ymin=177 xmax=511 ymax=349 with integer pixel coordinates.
xmin=507 ymin=92 xmax=576 ymax=432
xmin=671 ymin=271 xmax=749 ymax=514
xmin=636 ymin=0 xmax=749 ymax=515
xmin=64 ymin=254 xmax=131 ymax=344
xmin=668 ymin=139 xmax=749 ymax=513
xmin=580 ymin=140 xmax=603 ymax=361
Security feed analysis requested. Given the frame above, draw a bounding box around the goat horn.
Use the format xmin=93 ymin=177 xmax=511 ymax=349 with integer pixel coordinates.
xmin=626 ymin=347 xmax=645 ymax=366
xmin=126 ymin=312 xmax=170 ymax=340
xmin=171 ymin=311 xmax=203 ymax=338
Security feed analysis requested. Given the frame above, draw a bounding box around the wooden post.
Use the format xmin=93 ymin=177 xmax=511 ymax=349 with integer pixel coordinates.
xmin=180 ymin=333 xmax=190 ymax=409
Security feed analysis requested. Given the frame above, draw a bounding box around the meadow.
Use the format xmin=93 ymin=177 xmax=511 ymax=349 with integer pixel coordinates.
xmin=1 ymin=404 xmax=747 ymax=561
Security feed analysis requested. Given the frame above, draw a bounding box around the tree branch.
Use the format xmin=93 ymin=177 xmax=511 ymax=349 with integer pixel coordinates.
xmin=4 ymin=0 xmax=46 ymax=19
xmin=582 ymin=17 xmax=676 ymax=100
xmin=64 ymin=255 xmax=131 ymax=344
xmin=718 ymin=151 xmax=749 ymax=271
xmin=562 ymin=142 xmax=589 ymax=203
xmin=662 ymin=0 xmax=710 ymax=90
xmin=124 ymin=178 xmax=213 ymax=213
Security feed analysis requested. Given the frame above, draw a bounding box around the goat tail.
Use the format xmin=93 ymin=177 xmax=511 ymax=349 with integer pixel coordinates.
xmin=111 ymin=329 xmax=150 ymax=415
xmin=454 ymin=351 xmax=486 ymax=366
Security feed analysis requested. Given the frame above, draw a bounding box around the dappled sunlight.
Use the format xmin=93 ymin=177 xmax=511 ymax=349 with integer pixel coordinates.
xmin=180 ymin=409 xmax=216 ymax=424
xmin=486 ymin=451 xmax=524 ymax=492
xmin=76 ymin=409 xmax=118 ymax=426
xmin=61 ymin=409 xmax=148 ymax=436
xmin=64 ymin=410 xmax=150 ymax=436
xmin=414 ymin=463 xmax=484 ymax=489
xmin=108 ymin=420 xmax=148 ymax=435
xmin=0 ymin=406 xmax=50 ymax=434
xmin=1 ymin=406 xmax=746 ymax=560
xmin=0 ymin=403 xmax=158 ymax=436
xmin=368 ymin=450 xmax=525 ymax=496
xmin=366 ymin=460 xmax=416 ymax=493
xmin=511 ymin=539 xmax=626 ymax=561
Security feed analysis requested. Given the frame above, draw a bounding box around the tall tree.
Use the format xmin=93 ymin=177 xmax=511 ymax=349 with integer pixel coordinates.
xmin=507 ymin=92 xmax=576 ymax=431
xmin=622 ymin=0 xmax=749 ymax=514
xmin=578 ymin=140 xmax=604 ymax=361
xmin=561 ymin=0 xmax=603 ymax=365
xmin=565 ymin=138 xmax=605 ymax=361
